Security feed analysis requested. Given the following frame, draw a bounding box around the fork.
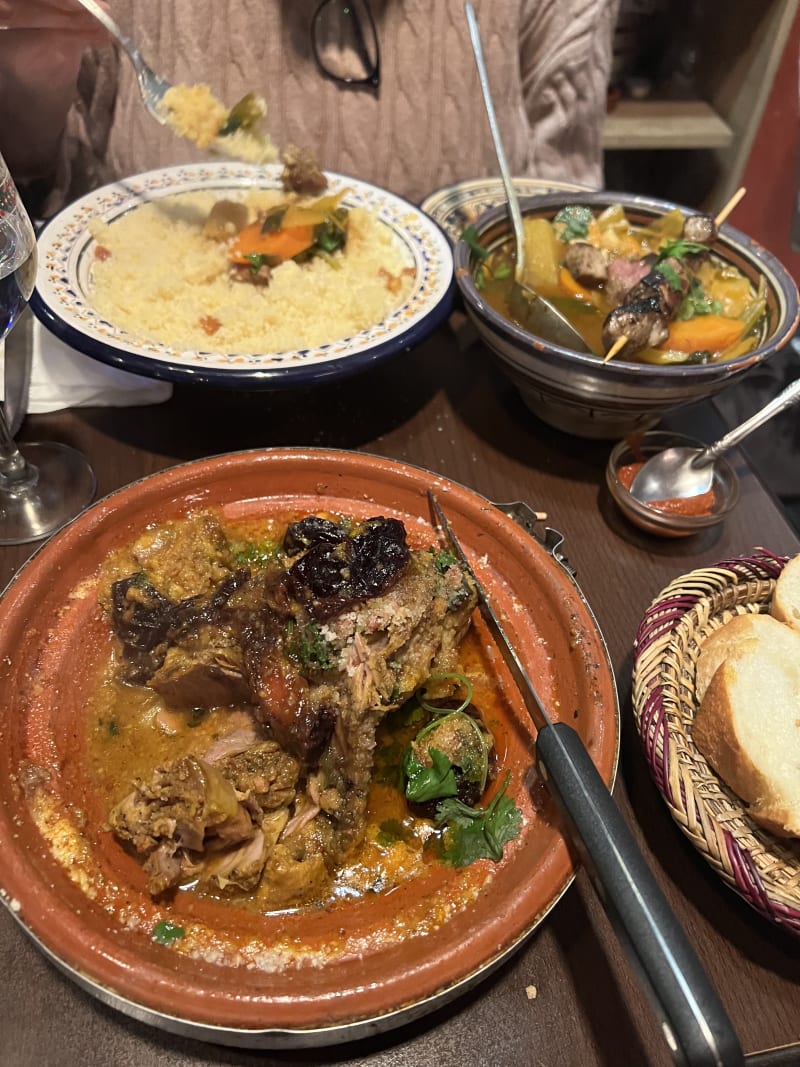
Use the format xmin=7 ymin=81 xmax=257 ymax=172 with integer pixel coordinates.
xmin=74 ymin=0 xmax=170 ymax=123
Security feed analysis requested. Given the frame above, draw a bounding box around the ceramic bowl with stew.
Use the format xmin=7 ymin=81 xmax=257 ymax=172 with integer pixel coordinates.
xmin=454 ymin=191 xmax=799 ymax=439
xmin=606 ymin=431 xmax=740 ymax=537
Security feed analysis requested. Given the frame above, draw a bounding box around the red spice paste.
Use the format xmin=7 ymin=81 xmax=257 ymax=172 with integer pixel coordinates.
xmin=617 ymin=462 xmax=716 ymax=517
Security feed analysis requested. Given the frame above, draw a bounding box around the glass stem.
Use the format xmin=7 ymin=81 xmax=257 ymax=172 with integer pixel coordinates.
xmin=0 ymin=402 xmax=33 ymax=486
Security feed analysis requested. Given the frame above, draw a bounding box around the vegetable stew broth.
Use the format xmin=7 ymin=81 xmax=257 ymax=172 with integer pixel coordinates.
xmin=476 ymin=205 xmax=768 ymax=364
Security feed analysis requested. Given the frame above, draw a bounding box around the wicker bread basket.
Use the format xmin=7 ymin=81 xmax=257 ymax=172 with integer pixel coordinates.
xmin=632 ymin=551 xmax=800 ymax=936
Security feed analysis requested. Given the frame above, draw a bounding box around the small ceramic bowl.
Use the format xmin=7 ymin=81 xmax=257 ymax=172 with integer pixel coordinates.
xmin=606 ymin=431 xmax=740 ymax=537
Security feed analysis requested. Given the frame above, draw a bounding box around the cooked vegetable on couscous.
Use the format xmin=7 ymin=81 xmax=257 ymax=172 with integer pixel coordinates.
xmin=88 ymin=184 xmax=416 ymax=354
xmin=159 ymin=83 xmax=278 ymax=165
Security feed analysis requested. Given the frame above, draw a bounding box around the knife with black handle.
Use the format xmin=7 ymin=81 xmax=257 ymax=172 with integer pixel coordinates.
xmin=429 ymin=491 xmax=743 ymax=1067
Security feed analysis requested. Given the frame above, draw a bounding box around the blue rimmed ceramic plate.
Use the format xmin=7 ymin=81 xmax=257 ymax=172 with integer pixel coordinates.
xmin=31 ymin=163 xmax=454 ymax=388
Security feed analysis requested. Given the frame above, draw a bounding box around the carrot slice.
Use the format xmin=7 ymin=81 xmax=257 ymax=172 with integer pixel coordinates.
xmin=558 ymin=265 xmax=596 ymax=302
xmin=229 ymin=220 xmax=315 ymax=265
xmin=665 ymin=315 xmax=746 ymax=354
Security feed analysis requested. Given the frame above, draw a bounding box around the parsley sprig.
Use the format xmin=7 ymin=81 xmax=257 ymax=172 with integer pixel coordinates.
xmin=436 ymin=774 xmax=522 ymax=867
xmin=152 ymin=920 xmax=185 ymax=946
xmin=462 ymin=225 xmax=489 ymax=261
xmin=677 ymin=278 xmax=723 ymax=320
xmin=656 ymin=238 xmax=708 ymax=262
xmin=653 ymin=238 xmax=710 ymax=293
xmin=403 ymin=746 xmax=458 ymax=803
xmin=553 ymin=205 xmax=592 ymax=241
xmin=286 ymin=621 xmax=334 ymax=672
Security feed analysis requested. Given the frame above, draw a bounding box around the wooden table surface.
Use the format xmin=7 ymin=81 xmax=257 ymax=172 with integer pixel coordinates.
xmin=1 ymin=322 xmax=798 ymax=1067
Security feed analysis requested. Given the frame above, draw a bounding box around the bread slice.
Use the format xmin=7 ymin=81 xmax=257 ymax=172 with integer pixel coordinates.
xmin=771 ymin=554 xmax=800 ymax=633
xmin=693 ymin=645 xmax=800 ymax=837
xmin=694 ymin=613 xmax=798 ymax=704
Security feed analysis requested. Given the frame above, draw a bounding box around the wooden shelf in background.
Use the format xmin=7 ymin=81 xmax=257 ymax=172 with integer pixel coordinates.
xmin=603 ymin=100 xmax=734 ymax=151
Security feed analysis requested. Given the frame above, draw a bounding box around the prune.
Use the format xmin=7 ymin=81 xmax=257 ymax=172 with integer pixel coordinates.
xmin=112 ymin=570 xmax=252 ymax=683
xmin=112 ymin=575 xmax=173 ymax=653
xmin=287 ymin=516 xmax=410 ymax=620
xmin=283 ymin=516 xmax=348 ymax=556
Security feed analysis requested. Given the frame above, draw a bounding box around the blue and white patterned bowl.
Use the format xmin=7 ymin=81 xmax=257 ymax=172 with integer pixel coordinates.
xmin=31 ymin=163 xmax=454 ymax=388
xmin=454 ymin=191 xmax=800 ymax=439
xmin=420 ymin=176 xmax=588 ymax=243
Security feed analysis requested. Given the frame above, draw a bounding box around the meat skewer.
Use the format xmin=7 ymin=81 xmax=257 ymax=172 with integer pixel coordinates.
xmin=603 ymin=335 xmax=628 ymax=364
xmin=678 ymin=186 xmax=746 ymax=248
xmin=714 ymin=185 xmax=746 ymax=227
xmin=602 ymin=254 xmax=693 ymax=355
xmin=601 ymin=188 xmax=747 ymax=361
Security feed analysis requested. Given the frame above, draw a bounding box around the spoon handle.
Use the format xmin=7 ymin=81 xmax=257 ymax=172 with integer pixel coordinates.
xmin=699 ymin=377 xmax=800 ymax=464
xmin=464 ymin=2 xmax=526 ymax=280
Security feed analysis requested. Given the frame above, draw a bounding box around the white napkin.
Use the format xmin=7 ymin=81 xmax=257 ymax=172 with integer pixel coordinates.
xmin=1 ymin=318 xmax=173 ymax=414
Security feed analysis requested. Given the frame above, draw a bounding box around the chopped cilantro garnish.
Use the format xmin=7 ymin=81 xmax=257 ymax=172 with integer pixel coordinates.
xmin=233 ymin=539 xmax=279 ymax=566
xmin=654 ymin=261 xmax=683 ymax=292
xmin=403 ymin=746 xmax=458 ymax=803
xmin=314 ymin=213 xmax=348 ymax=254
xmin=151 ymin=920 xmax=185 ymax=946
xmin=431 ymin=547 xmax=458 ymax=574
xmin=553 ymin=205 xmax=592 ymax=241
xmin=676 ymin=279 xmax=723 ymax=320
xmin=462 ymin=225 xmax=489 ymax=261
xmin=435 ymin=774 xmax=522 ymax=867
xmin=245 ymin=252 xmax=279 ymax=275
xmin=286 ymin=622 xmax=334 ymax=672
xmin=656 ymin=238 xmax=708 ymax=261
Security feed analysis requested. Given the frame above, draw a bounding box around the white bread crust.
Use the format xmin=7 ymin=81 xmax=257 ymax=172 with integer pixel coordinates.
xmin=770 ymin=555 xmax=800 ymax=633
xmin=693 ymin=651 xmax=800 ymax=838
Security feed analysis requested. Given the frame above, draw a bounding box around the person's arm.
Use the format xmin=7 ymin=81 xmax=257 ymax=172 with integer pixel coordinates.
xmin=518 ymin=0 xmax=620 ymax=188
xmin=0 ymin=0 xmax=110 ymax=179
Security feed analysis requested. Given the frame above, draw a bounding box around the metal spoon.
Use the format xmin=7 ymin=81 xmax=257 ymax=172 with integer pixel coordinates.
xmin=464 ymin=3 xmax=591 ymax=353
xmin=631 ymin=377 xmax=800 ymax=503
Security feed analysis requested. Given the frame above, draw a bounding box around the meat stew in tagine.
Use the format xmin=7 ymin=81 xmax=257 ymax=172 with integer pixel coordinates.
xmin=90 ymin=508 xmax=524 ymax=914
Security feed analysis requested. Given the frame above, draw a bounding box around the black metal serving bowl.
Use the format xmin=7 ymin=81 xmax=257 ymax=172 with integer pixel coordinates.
xmin=454 ymin=190 xmax=800 ymax=439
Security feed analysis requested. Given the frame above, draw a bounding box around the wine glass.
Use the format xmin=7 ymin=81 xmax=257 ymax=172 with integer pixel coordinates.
xmin=0 ymin=153 xmax=96 ymax=545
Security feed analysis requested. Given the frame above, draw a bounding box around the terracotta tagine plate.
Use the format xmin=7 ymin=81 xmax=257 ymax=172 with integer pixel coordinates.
xmin=0 ymin=448 xmax=618 ymax=1047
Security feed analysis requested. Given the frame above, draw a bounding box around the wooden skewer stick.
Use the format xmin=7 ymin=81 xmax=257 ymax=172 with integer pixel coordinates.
xmin=715 ymin=186 xmax=746 ymax=227
xmin=603 ymin=335 xmax=628 ymax=364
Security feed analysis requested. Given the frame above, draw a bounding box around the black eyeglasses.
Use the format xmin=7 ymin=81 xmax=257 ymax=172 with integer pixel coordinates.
xmin=311 ymin=0 xmax=380 ymax=89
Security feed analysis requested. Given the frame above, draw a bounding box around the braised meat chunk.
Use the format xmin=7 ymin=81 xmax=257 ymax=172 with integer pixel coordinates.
xmin=106 ymin=509 xmax=479 ymax=905
xmin=563 ymin=241 xmax=607 ymax=287
xmin=148 ymin=628 xmax=250 ymax=708
xmin=109 ymin=756 xmax=260 ymax=895
xmin=281 ymin=144 xmax=328 ymax=196
xmin=215 ymin=741 xmax=300 ymax=813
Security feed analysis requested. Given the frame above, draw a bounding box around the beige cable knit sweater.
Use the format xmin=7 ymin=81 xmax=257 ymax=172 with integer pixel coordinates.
xmin=51 ymin=0 xmax=618 ymax=211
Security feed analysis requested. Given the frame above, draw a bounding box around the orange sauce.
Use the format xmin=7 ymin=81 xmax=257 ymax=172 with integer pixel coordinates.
xmin=618 ymin=462 xmax=716 ymax=517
